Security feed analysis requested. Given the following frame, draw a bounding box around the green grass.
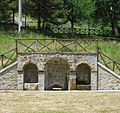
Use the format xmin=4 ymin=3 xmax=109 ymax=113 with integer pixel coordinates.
xmin=0 ymin=29 xmax=120 ymax=74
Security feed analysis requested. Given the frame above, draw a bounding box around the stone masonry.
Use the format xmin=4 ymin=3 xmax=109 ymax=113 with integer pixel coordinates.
xmin=17 ymin=52 xmax=97 ymax=90
xmin=98 ymin=62 xmax=120 ymax=90
xmin=0 ymin=62 xmax=18 ymax=90
xmin=0 ymin=53 xmax=120 ymax=90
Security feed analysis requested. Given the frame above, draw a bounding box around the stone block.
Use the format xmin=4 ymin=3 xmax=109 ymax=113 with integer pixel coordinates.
xmin=77 ymin=85 xmax=91 ymax=90
xmin=24 ymin=83 xmax=38 ymax=90
xmin=70 ymin=79 xmax=76 ymax=90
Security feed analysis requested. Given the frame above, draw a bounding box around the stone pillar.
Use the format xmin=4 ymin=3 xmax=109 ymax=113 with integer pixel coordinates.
xmin=18 ymin=70 xmax=24 ymax=90
xmin=38 ymin=71 xmax=45 ymax=91
xmin=91 ymin=71 xmax=97 ymax=90
xmin=68 ymin=71 xmax=76 ymax=90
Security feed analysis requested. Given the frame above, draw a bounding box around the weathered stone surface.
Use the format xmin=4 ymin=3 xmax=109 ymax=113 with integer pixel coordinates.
xmin=71 ymin=79 xmax=76 ymax=90
xmin=76 ymin=85 xmax=91 ymax=90
xmin=76 ymin=63 xmax=91 ymax=85
xmin=98 ymin=64 xmax=120 ymax=90
xmin=69 ymin=72 xmax=76 ymax=90
xmin=0 ymin=62 xmax=18 ymax=90
xmin=45 ymin=57 xmax=69 ymax=90
xmin=18 ymin=53 xmax=97 ymax=72
xmin=2 ymin=53 xmax=120 ymax=91
xmin=17 ymin=53 xmax=97 ymax=90
xmin=24 ymin=63 xmax=38 ymax=83
xmin=24 ymin=83 xmax=38 ymax=90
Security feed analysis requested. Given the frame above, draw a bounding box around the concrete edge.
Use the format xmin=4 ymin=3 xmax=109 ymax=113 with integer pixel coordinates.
xmin=0 ymin=61 xmax=18 ymax=74
xmin=98 ymin=62 xmax=120 ymax=79
xmin=0 ymin=90 xmax=120 ymax=93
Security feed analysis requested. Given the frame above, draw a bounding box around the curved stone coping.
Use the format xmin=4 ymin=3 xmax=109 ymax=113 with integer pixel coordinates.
xmin=0 ymin=61 xmax=18 ymax=75
xmin=98 ymin=62 xmax=120 ymax=79
xmin=18 ymin=52 xmax=97 ymax=55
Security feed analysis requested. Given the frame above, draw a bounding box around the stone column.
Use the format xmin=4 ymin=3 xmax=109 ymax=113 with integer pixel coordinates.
xmin=38 ymin=71 xmax=45 ymax=91
xmin=17 ymin=70 xmax=24 ymax=90
xmin=68 ymin=71 xmax=76 ymax=90
xmin=91 ymin=71 xmax=97 ymax=90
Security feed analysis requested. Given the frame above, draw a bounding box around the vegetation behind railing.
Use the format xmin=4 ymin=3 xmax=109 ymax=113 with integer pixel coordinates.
xmin=0 ymin=48 xmax=17 ymax=68
xmin=0 ymin=38 xmax=120 ymax=75
xmin=98 ymin=51 xmax=120 ymax=75
xmin=15 ymin=38 xmax=98 ymax=53
xmin=29 ymin=26 xmax=113 ymax=37
xmin=50 ymin=27 xmax=112 ymax=37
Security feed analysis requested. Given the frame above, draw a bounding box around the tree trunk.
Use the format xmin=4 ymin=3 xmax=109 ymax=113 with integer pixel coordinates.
xmin=42 ymin=19 xmax=45 ymax=29
xmin=71 ymin=21 xmax=74 ymax=35
xmin=111 ymin=8 xmax=116 ymax=38
xmin=111 ymin=22 xmax=115 ymax=38
xmin=25 ymin=14 xmax=27 ymax=28
xmin=88 ymin=20 xmax=90 ymax=37
xmin=38 ymin=16 xmax=41 ymax=31
xmin=12 ymin=9 xmax=15 ymax=24
xmin=38 ymin=4 xmax=41 ymax=31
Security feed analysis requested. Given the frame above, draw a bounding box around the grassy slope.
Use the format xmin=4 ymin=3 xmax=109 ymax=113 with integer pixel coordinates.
xmin=0 ymin=30 xmax=120 ymax=72
xmin=0 ymin=91 xmax=120 ymax=113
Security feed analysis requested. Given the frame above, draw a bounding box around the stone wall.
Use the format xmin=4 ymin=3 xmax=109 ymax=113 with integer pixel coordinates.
xmin=45 ymin=57 xmax=70 ymax=90
xmin=17 ymin=53 xmax=97 ymax=90
xmin=76 ymin=63 xmax=91 ymax=85
xmin=0 ymin=62 xmax=18 ymax=90
xmin=0 ymin=57 xmax=120 ymax=90
xmin=17 ymin=53 xmax=97 ymax=72
xmin=98 ymin=62 xmax=120 ymax=90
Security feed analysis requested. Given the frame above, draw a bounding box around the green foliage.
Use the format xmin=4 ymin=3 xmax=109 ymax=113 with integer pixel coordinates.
xmin=63 ymin=0 xmax=95 ymax=34
xmin=0 ymin=0 xmax=11 ymax=23
xmin=94 ymin=0 xmax=120 ymax=36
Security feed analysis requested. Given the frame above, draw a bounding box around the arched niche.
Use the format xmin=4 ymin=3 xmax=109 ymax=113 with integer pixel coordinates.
xmin=45 ymin=57 xmax=70 ymax=90
xmin=76 ymin=63 xmax=91 ymax=85
xmin=23 ymin=63 xmax=38 ymax=83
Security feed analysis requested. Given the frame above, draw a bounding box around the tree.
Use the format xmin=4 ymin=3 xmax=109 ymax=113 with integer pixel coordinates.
xmin=63 ymin=0 xmax=95 ymax=35
xmin=9 ymin=0 xmax=18 ymax=24
xmin=94 ymin=0 xmax=120 ymax=37
xmin=26 ymin=0 xmax=66 ymax=30
xmin=0 ymin=0 xmax=11 ymax=23
xmin=81 ymin=0 xmax=95 ymax=29
xmin=63 ymin=0 xmax=82 ymax=34
xmin=25 ymin=0 xmax=56 ymax=30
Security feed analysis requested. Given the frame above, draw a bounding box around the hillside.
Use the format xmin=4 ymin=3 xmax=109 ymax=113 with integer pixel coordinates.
xmin=0 ymin=30 xmax=120 ymax=74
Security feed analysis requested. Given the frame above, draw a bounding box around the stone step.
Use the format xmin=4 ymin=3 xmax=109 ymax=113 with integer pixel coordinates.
xmin=24 ymin=83 xmax=38 ymax=90
xmin=76 ymin=85 xmax=91 ymax=90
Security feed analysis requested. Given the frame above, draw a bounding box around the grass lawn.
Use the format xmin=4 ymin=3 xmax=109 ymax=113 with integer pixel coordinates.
xmin=0 ymin=91 xmax=120 ymax=113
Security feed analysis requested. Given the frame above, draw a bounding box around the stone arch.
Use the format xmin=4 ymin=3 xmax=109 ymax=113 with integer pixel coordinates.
xmin=45 ymin=57 xmax=70 ymax=90
xmin=76 ymin=63 xmax=91 ymax=85
xmin=23 ymin=63 xmax=38 ymax=83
